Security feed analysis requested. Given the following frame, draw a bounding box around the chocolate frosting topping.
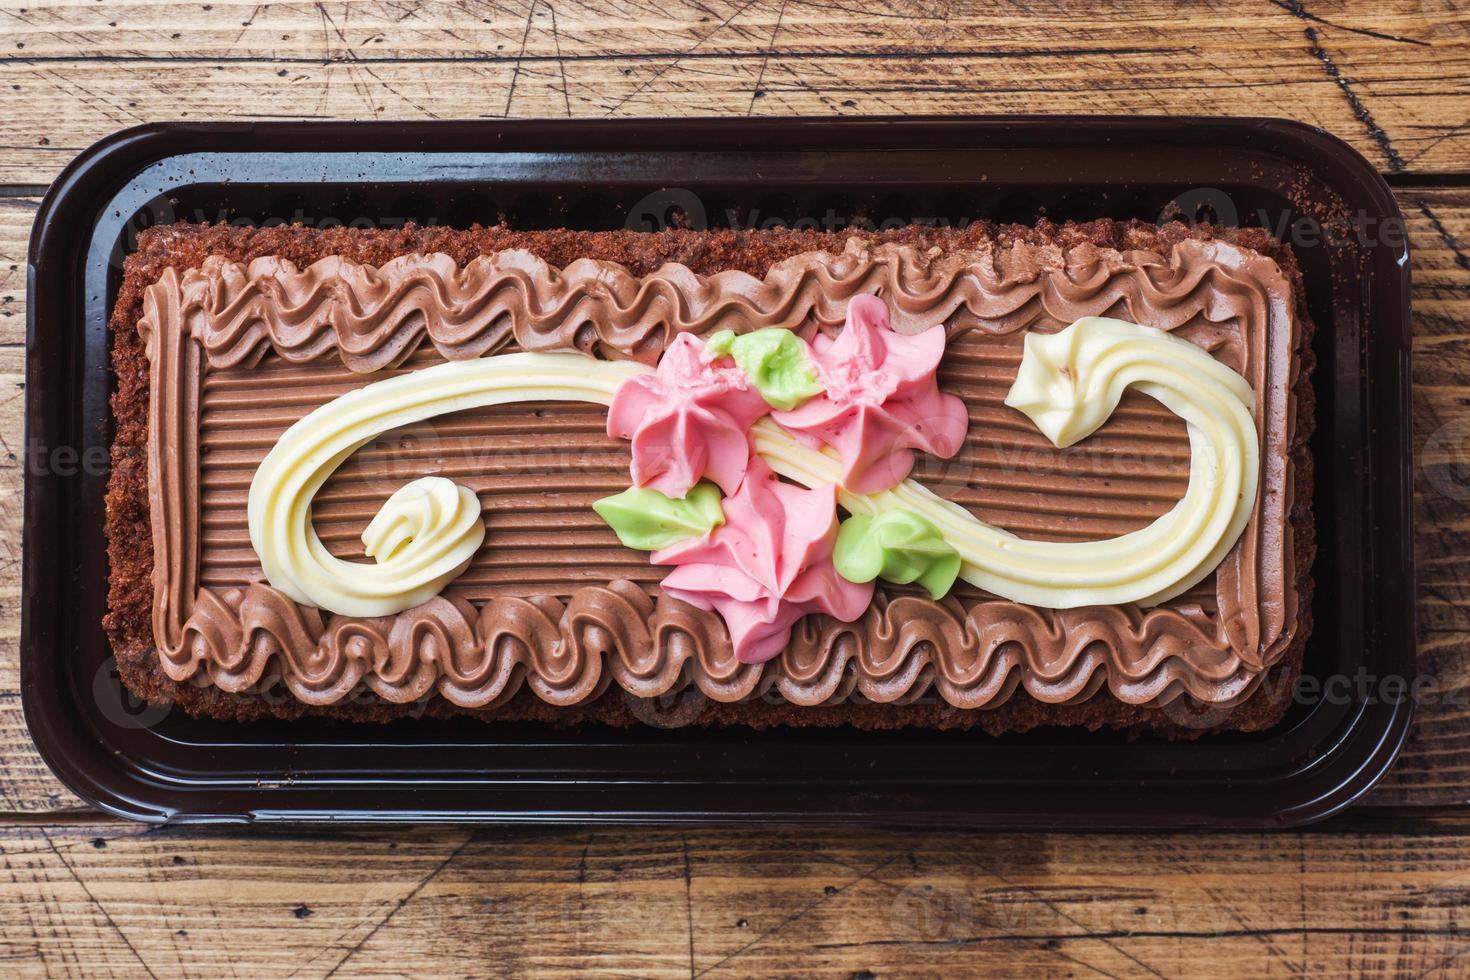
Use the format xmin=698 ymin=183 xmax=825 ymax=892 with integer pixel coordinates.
xmin=164 ymin=581 xmax=1253 ymax=708
xmin=139 ymin=237 xmax=1303 ymax=710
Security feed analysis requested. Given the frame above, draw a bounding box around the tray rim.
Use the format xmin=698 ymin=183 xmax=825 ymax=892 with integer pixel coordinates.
xmin=22 ymin=114 xmax=1415 ymax=828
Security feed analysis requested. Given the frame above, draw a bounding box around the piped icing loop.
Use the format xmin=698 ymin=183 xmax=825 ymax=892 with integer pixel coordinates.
xmin=770 ymin=294 xmax=970 ymax=494
xmin=248 ymin=351 xmax=647 ymax=617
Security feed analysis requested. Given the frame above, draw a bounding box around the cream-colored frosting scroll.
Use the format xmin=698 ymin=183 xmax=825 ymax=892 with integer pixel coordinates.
xmin=248 ymin=318 xmax=1258 ymax=616
xmin=758 ymin=317 xmax=1259 ymax=607
xmin=247 ymin=353 xmax=646 ymax=616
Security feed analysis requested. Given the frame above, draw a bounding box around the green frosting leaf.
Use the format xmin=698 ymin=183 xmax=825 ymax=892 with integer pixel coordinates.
xmin=833 ymin=508 xmax=961 ymax=599
xmin=705 ymin=328 xmax=823 ymax=411
xmin=593 ymin=482 xmax=725 ymax=551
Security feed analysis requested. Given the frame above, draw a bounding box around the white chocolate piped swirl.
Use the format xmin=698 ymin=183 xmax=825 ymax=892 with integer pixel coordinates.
xmin=248 ymin=318 xmax=1257 ymax=616
xmin=247 ymin=353 xmax=646 ymax=617
xmin=757 ymin=316 xmax=1259 ymax=607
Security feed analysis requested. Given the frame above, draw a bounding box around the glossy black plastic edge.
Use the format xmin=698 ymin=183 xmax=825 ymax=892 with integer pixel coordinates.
xmin=21 ymin=116 xmax=1415 ymax=828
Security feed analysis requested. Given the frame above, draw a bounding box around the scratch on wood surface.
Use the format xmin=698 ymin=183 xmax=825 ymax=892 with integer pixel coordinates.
xmin=1267 ymin=0 xmax=1430 ymax=47
xmin=746 ymin=0 xmax=788 ymax=114
xmin=1405 ymin=119 xmax=1470 ymax=171
xmin=1279 ymin=1 xmax=1409 ymax=171
xmin=574 ymin=834 xmax=591 ymax=966
xmin=987 ymin=864 xmax=1169 ymax=980
xmin=503 ymin=0 xmax=539 ymax=116
xmin=601 ymin=0 xmax=764 ymax=115
xmin=0 ymin=4 xmax=108 ymax=55
xmin=1195 ymin=879 xmax=1308 ymax=976
xmin=37 ymin=67 xmax=145 ymax=126
xmin=1416 ymin=944 xmax=1470 ymax=980
xmin=818 ymin=936 xmax=1129 ymax=978
xmin=813 ymin=926 xmax=1470 ymax=947
xmin=1192 ymin=50 xmax=1298 ymax=119
xmin=40 ymin=830 xmax=161 ymax=980
xmin=229 ymin=3 xmax=267 ymax=51
xmin=0 ymin=43 xmax=1188 ymax=66
xmin=1298 ymin=837 xmax=1310 ymax=974
xmin=318 ymin=833 xmax=476 ymax=978
xmin=546 ymin=2 xmax=573 ymax=116
xmin=1419 ymin=200 xmax=1470 ymax=274
xmin=787 ymin=0 xmax=946 ymax=20
xmin=690 ymin=852 xmax=903 ymax=977
xmin=843 ymin=849 xmax=1138 ymax=980
xmin=682 ymin=835 xmax=695 ymax=980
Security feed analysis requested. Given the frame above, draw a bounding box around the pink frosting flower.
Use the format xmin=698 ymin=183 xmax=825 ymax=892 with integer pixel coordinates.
xmin=652 ymin=459 xmax=873 ymax=664
xmin=606 ymin=333 xmax=770 ymax=497
xmin=771 ymin=294 xmax=969 ymax=494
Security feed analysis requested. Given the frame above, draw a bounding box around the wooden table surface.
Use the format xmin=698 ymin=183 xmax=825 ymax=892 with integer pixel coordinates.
xmin=3 ymin=1 xmax=1470 ymax=976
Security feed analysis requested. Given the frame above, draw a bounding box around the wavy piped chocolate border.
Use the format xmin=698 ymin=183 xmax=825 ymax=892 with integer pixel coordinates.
xmin=138 ymin=239 xmax=1301 ymax=709
xmin=163 ymin=581 xmax=1257 ymax=709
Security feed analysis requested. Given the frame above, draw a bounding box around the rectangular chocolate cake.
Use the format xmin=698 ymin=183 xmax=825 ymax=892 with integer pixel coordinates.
xmin=104 ymin=219 xmax=1314 ymax=735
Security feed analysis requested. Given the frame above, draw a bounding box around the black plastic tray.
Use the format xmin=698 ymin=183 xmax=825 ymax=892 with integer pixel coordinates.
xmin=23 ymin=117 xmax=1414 ymax=827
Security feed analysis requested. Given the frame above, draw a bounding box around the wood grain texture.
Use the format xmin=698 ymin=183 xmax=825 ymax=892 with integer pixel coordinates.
xmin=5 ymin=2 xmax=1470 ymax=972
xmin=2 ymin=817 xmax=1470 ymax=978
xmin=0 ymin=196 xmax=68 ymax=815
xmin=0 ymin=0 xmax=1468 ymax=182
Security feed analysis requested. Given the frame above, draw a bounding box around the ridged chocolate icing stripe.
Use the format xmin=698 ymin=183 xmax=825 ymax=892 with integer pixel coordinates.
xmin=142 ymin=240 xmax=1301 ymax=709
xmin=139 ymin=269 xmax=204 ymax=660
